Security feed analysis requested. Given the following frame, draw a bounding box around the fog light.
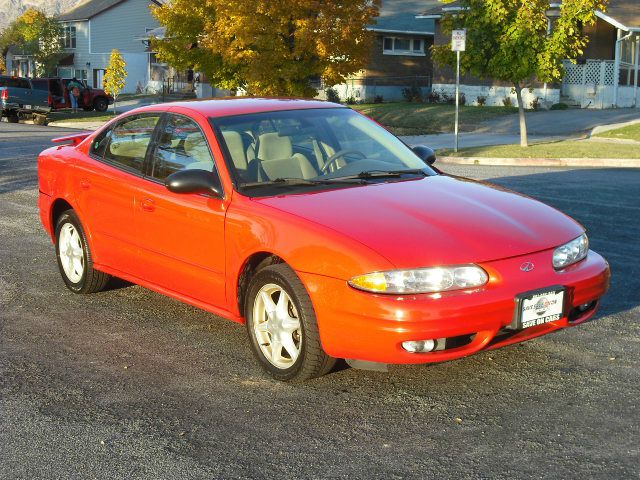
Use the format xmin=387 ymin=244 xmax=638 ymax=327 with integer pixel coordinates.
xmin=578 ymin=302 xmax=593 ymax=312
xmin=402 ymin=339 xmax=436 ymax=353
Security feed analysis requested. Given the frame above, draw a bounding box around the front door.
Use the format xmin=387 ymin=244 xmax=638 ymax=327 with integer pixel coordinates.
xmin=93 ymin=69 xmax=105 ymax=89
xmin=134 ymin=112 xmax=228 ymax=308
xmin=74 ymin=113 xmax=163 ymax=273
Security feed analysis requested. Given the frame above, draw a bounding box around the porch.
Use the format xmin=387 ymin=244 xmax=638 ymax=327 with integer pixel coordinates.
xmin=562 ymin=32 xmax=639 ymax=109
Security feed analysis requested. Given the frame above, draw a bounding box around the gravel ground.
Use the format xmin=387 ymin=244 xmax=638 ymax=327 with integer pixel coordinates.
xmin=0 ymin=123 xmax=638 ymax=479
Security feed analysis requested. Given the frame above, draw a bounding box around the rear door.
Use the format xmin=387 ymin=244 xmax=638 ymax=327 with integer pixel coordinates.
xmin=134 ymin=112 xmax=228 ymax=308
xmin=74 ymin=113 xmax=163 ymax=274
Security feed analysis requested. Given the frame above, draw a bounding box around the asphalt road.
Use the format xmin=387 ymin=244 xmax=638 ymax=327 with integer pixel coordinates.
xmin=1 ymin=122 xmax=638 ymax=479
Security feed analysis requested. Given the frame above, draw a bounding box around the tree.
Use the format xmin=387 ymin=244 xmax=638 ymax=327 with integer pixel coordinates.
xmin=432 ymin=0 xmax=608 ymax=147
xmin=0 ymin=54 xmax=6 ymax=74
xmin=152 ymin=0 xmax=380 ymax=97
xmin=103 ymin=49 xmax=127 ymax=113
xmin=0 ymin=9 xmax=63 ymax=76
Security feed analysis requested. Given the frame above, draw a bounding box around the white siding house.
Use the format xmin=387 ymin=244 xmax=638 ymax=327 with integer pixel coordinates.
xmin=57 ymin=0 xmax=161 ymax=94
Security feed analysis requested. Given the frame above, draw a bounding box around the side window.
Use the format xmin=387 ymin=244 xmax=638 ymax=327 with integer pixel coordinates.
xmin=94 ymin=115 xmax=161 ymax=173
xmin=150 ymin=114 xmax=216 ymax=181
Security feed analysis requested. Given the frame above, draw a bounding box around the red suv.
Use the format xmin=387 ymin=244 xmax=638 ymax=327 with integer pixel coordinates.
xmin=31 ymin=77 xmax=113 ymax=112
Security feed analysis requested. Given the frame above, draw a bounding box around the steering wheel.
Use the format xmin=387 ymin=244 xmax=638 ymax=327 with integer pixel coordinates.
xmin=321 ymin=149 xmax=366 ymax=174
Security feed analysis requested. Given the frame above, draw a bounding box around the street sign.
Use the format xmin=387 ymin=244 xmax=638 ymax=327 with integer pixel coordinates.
xmin=451 ymin=29 xmax=466 ymax=52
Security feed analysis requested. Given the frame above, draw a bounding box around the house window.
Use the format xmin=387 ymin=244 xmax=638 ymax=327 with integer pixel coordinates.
xmin=58 ymin=67 xmax=73 ymax=78
xmin=382 ymin=37 xmax=425 ymax=56
xmin=74 ymin=69 xmax=87 ymax=81
xmin=61 ymin=26 xmax=76 ymax=49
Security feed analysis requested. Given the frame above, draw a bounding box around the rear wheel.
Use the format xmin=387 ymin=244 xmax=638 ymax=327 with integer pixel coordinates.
xmin=93 ymin=97 xmax=108 ymax=112
xmin=245 ymin=263 xmax=335 ymax=381
xmin=7 ymin=112 xmax=19 ymax=123
xmin=55 ymin=210 xmax=111 ymax=294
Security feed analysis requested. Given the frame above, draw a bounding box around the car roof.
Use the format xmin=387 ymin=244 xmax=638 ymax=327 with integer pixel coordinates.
xmin=133 ymin=97 xmax=346 ymax=118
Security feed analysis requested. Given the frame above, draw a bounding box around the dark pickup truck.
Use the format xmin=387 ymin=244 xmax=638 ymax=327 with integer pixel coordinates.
xmin=0 ymin=75 xmax=51 ymax=122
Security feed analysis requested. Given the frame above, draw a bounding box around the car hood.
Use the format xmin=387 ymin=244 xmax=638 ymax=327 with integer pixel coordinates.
xmin=253 ymin=175 xmax=584 ymax=269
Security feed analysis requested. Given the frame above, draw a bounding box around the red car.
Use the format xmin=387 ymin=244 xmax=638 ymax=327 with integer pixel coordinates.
xmin=37 ymin=98 xmax=610 ymax=381
xmin=31 ymin=77 xmax=113 ymax=112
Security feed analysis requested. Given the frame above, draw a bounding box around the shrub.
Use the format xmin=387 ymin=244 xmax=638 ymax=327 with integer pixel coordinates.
xmin=550 ymin=102 xmax=569 ymax=110
xmin=427 ymin=90 xmax=442 ymax=103
xmin=373 ymin=94 xmax=384 ymax=104
xmin=530 ymin=97 xmax=541 ymax=110
xmin=502 ymin=96 xmax=513 ymax=107
xmin=325 ymin=87 xmax=341 ymax=103
xmin=345 ymin=96 xmax=357 ymax=105
xmin=476 ymin=95 xmax=487 ymax=106
xmin=402 ymin=85 xmax=423 ymax=103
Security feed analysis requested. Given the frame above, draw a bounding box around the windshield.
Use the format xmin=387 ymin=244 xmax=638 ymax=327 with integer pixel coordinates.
xmin=210 ymin=108 xmax=436 ymax=194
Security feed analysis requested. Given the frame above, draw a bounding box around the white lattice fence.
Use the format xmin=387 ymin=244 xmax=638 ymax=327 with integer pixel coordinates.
xmin=562 ymin=60 xmax=616 ymax=86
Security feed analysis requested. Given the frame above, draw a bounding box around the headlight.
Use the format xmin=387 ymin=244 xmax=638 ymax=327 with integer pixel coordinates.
xmin=348 ymin=265 xmax=489 ymax=294
xmin=553 ymin=233 xmax=589 ymax=269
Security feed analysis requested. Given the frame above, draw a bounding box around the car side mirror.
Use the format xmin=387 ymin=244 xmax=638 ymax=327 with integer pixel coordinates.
xmin=412 ymin=145 xmax=436 ymax=165
xmin=165 ymin=169 xmax=222 ymax=197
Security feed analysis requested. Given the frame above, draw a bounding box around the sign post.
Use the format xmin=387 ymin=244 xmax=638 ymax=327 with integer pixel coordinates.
xmin=451 ymin=29 xmax=466 ymax=153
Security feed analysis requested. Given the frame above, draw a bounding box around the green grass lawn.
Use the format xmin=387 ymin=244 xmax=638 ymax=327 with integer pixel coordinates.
xmin=594 ymin=122 xmax=640 ymax=141
xmin=440 ymin=139 xmax=640 ymax=159
xmin=352 ymin=103 xmax=518 ymax=135
xmin=47 ymin=110 xmax=118 ymax=123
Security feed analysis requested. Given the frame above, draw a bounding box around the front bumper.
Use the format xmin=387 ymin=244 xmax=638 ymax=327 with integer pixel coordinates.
xmin=299 ymin=249 xmax=610 ymax=364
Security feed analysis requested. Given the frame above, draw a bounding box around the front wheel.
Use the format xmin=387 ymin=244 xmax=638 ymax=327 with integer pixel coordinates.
xmin=93 ymin=97 xmax=108 ymax=112
xmin=245 ymin=264 xmax=335 ymax=381
xmin=55 ymin=210 xmax=111 ymax=294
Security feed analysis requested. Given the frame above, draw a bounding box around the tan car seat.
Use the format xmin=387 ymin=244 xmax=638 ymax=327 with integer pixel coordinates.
xmin=254 ymin=132 xmax=317 ymax=180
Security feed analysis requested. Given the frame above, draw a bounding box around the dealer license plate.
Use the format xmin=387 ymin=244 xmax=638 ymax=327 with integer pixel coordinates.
xmin=515 ymin=287 xmax=565 ymax=330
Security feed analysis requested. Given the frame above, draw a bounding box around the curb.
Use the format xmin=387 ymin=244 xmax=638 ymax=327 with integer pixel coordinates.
xmin=439 ymin=156 xmax=640 ymax=168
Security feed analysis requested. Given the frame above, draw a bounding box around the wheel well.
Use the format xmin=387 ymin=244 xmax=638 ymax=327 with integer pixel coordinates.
xmin=237 ymin=252 xmax=283 ymax=314
xmin=51 ymin=199 xmax=73 ymax=239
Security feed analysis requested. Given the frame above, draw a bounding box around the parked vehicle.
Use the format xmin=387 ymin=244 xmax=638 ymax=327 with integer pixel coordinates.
xmin=0 ymin=75 xmax=51 ymax=122
xmin=37 ymin=98 xmax=610 ymax=381
xmin=31 ymin=77 xmax=113 ymax=112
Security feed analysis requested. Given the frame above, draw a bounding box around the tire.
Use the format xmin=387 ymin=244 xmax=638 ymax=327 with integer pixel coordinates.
xmin=7 ymin=112 xmax=19 ymax=123
xmin=93 ymin=97 xmax=108 ymax=112
xmin=245 ymin=263 xmax=336 ymax=381
xmin=55 ymin=209 xmax=111 ymax=294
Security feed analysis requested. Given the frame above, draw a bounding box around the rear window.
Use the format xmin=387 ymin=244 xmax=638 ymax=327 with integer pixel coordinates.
xmin=31 ymin=79 xmax=49 ymax=91
xmin=0 ymin=77 xmax=30 ymax=89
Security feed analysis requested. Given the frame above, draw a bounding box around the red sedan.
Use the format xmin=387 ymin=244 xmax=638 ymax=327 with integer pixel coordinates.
xmin=38 ymin=98 xmax=610 ymax=381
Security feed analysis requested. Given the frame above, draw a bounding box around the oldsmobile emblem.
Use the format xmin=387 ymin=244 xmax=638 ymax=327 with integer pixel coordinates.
xmin=520 ymin=261 xmax=535 ymax=272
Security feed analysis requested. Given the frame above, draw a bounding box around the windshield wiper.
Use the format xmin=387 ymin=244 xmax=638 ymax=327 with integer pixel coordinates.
xmin=239 ymin=177 xmax=365 ymax=189
xmin=333 ymin=169 xmax=428 ymax=181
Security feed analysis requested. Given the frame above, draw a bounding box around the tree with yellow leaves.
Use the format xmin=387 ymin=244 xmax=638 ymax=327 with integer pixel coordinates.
xmin=152 ymin=0 xmax=380 ymax=97
xmin=0 ymin=54 xmax=6 ymax=74
xmin=103 ymin=49 xmax=127 ymax=113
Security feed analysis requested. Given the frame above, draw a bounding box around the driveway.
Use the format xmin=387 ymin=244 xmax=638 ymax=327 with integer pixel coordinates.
xmin=1 ymin=123 xmax=638 ymax=479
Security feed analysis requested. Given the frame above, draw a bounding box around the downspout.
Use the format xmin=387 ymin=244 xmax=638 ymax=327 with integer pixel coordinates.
xmin=614 ymin=30 xmax=634 ymax=107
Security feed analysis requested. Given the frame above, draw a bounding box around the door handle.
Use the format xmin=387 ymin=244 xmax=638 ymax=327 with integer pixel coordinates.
xmin=79 ymin=178 xmax=90 ymax=190
xmin=141 ymin=197 xmax=155 ymax=212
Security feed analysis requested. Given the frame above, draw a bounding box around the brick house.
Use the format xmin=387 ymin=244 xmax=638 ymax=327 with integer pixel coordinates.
xmin=331 ymin=0 xmax=441 ymax=102
xmin=418 ymin=0 xmax=640 ymax=109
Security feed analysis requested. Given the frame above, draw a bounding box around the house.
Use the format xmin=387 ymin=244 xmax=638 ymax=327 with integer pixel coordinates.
xmin=418 ymin=0 xmax=640 ymax=109
xmin=55 ymin=0 xmax=161 ymax=93
xmin=4 ymin=45 xmax=35 ymax=77
xmin=331 ymin=0 xmax=441 ymax=102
